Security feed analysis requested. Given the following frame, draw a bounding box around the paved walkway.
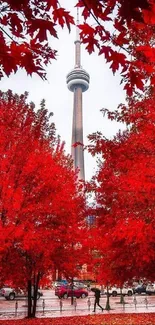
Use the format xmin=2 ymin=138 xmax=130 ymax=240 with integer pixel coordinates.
xmin=0 ymin=300 xmax=155 ymax=320
xmin=0 ymin=291 xmax=155 ymax=320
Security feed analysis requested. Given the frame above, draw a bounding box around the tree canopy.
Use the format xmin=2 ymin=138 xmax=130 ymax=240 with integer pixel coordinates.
xmin=0 ymin=90 xmax=87 ymax=317
xmin=87 ymin=86 xmax=155 ymax=285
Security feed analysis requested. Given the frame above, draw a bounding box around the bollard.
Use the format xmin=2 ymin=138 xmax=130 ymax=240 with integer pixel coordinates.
xmin=74 ymin=297 xmax=77 ymax=311
xmin=60 ymin=298 xmax=63 ymax=312
xmin=42 ymin=299 xmax=45 ymax=314
xmin=144 ymin=297 xmax=148 ymax=309
xmin=15 ymin=301 xmax=18 ymax=317
xmin=133 ymin=296 xmax=137 ymax=309
xmin=122 ymin=298 xmax=126 ymax=311
xmin=87 ymin=297 xmax=91 ymax=311
xmin=101 ymin=285 xmax=104 ymax=294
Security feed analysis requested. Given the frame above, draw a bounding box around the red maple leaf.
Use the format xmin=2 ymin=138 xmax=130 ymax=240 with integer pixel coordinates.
xmin=72 ymin=142 xmax=84 ymax=147
xmin=53 ymin=8 xmax=74 ymax=31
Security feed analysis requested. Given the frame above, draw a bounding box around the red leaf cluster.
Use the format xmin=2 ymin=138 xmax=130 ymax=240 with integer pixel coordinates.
xmin=77 ymin=0 xmax=155 ymax=95
xmin=0 ymin=0 xmax=74 ymax=79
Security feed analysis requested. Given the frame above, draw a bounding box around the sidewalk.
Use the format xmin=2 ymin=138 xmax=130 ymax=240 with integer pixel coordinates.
xmin=0 ymin=301 xmax=155 ymax=320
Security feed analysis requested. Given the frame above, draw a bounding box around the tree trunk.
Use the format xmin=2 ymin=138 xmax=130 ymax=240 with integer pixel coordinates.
xmin=27 ymin=279 xmax=32 ymax=318
xmin=120 ymin=287 xmax=125 ymax=304
xmin=32 ymin=272 xmax=40 ymax=317
xmin=105 ymin=285 xmax=111 ymax=310
xmin=71 ymin=278 xmax=74 ymax=305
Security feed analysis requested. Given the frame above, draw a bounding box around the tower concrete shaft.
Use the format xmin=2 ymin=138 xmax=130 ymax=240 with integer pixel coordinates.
xmin=66 ymin=9 xmax=90 ymax=180
xmin=72 ymin=86 xmax=84 ymax=179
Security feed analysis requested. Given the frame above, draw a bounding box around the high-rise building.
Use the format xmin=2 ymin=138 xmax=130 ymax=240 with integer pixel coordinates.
xmin=66 ymin=9 xmax=90 ymax=180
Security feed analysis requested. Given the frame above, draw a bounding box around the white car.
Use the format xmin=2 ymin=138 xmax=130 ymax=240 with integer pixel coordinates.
xmin=0 ymin=287 xmax=43 ymax=300
xmin=146 ymin=283 xmax=155 ymax=295
xmin=104 ymin=286 xmax=133 ymax=296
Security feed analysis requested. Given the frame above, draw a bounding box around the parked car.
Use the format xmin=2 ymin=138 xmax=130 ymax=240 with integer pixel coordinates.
xmin=133 ymin=284 xmax=146 ymax=294
xmin=54 ymin=280 xmax=68 ymax=288
xmin=73 ymin=279 xmax=95 ymax=287
xmin=55 ymin=285 xmax=88 ymax=299
xmin=0 ymin=287 xmax=43 ymax=300
xmin=54 ymin=280 xmax=87 ymax=289
xmin=146 ymin=284 xmax=155 ymax=295
xmin=73 ymin=281 xmax=87 ymax=289
xmin=104 ymin=286 xmax=133 ymax=297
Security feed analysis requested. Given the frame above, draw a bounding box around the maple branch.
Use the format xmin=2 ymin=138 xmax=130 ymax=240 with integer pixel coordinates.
xmin=0 ymin=4 xmax=9 ymax=14
xmin=81 ymin=0 xmax=104 ymax=27
xmin=81 ymin=0 xmax=130 ymax=55
xmin=0 ymin=25 xmax=15 ymax=43
xmin=0 ymin=25 xmax=55 ymax=71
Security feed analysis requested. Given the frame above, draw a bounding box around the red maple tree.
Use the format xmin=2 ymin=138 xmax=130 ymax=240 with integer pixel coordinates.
xmin=87 ymin=86 xmax=155 ymax=286
xmin=0 ymin=90 xmax=87 ymax=317
xmin=83 ymin=1 xmax=155 ymax=287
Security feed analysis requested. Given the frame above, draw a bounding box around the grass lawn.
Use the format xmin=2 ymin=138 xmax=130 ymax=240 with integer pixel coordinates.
xmin=0 ymin=314 xmax=155 ymax=325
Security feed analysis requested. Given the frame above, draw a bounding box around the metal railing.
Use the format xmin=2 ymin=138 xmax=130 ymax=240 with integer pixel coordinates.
xmin=0 ymin=295 xmax=155 ymax=319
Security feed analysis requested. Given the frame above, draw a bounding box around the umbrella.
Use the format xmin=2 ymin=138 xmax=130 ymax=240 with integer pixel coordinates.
xmin=91 ymin=287 xmax=101 ymax=293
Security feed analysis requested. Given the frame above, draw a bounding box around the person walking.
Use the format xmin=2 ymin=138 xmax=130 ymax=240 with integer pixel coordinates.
xmin=91 ymin=288 xmax=104 ymax=312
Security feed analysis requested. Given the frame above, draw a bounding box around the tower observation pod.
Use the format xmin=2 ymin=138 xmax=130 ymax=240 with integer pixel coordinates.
xmin=66 ymin=8 xmax=90 ymax=180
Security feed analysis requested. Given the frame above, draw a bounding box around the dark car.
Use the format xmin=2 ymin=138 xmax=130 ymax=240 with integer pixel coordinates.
xmin=133 ymin=284 xmax=146 ymax=294
xmin=55 ymin=285 xmax=88 ymax=299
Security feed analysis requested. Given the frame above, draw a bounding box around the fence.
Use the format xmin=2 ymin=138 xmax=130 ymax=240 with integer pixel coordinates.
xmin=0 ymin=295 xmax=155 ymax=319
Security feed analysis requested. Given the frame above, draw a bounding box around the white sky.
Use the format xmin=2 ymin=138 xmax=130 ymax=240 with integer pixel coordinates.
xmin=0 ymin=1 xmax=126 ymax=181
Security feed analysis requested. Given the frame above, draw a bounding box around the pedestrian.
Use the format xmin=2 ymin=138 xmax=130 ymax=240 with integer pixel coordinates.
xmin=91 ymin=288 xmax=104 ymax=312
xmin=87 ymin=283 xmax=91 ymax=291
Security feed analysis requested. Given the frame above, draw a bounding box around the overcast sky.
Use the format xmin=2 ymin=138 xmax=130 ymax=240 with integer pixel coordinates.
xmin=0 ymin=1 xmax=126 ymax=181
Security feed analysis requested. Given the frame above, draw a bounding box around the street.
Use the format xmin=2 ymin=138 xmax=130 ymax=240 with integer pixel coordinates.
xmin=0 ymin=290 xmax=155 ymax=319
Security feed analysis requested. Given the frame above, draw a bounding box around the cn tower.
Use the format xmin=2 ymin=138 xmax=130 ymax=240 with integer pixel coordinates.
xmin=66 ymin=9 xmax=90 ymax=180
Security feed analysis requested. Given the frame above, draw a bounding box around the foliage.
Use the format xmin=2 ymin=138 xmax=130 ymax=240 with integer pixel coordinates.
xmin=0 ymin=314 xmax=155 ymax=325
xmin=77 ymin=0 xmax=155 ymax=95
xmin=1 ymin=0 xmax=154 ymax=95
xmin=87 ymin=86 xmax=155 ymax=285
xmin=83 ymin=1 xmax=155 ymax=287
xmin=0 ymin=0 xmax=74 ymax=79
xmin=0 ymin=90 xmax=87 ymax=317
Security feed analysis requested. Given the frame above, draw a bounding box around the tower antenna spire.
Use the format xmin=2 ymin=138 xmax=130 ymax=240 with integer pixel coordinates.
xmin=75 ymin=7 xmax=81 ymax=67
xmin=77 ymin=6 xmax=79 ymax=25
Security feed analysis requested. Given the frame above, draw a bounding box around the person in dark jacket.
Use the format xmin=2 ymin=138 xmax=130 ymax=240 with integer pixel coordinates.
xmin=91 ymin=288 xmax=104 ymax=312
